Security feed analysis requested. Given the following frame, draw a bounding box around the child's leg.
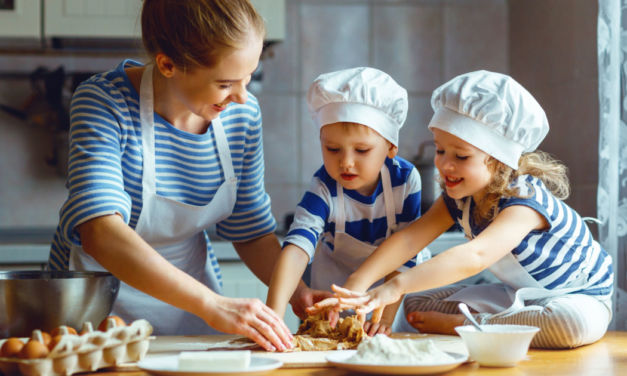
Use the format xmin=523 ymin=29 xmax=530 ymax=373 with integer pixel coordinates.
xmin=476 ymin=294 xmax=611 ymax=349
xmin=403 ymin=285 xmax=468 ymax=334
xmin=404 ymin=284 xmax=468 ymax=314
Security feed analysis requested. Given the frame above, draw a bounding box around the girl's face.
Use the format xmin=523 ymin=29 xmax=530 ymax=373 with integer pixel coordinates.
xmin=163 ymin=34 xmax=263 ymax=122
xmin=321 ymin=122 xmax=397 ymax=196
xmin=432 ymin=128 xmax=493 ymax=202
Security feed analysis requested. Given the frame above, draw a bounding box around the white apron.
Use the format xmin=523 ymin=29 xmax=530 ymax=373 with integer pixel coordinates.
xmin=445 ymin=198 xmax=598 ymax=318
xmin=310 ymin=165 xmax=398 ymax=291
xmin=70 ymin=65 xmax=238 ymax=335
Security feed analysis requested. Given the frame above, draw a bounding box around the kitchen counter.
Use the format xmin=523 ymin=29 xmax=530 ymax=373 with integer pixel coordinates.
xmin=88 ymin=331 xmax=626 ymax=376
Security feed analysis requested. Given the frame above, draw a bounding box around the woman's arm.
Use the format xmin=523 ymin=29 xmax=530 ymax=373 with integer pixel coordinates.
xmin=79 ymin=214 xmax=293 ymax=351
xmin=333 ymin=204 xmax=548 ymax=317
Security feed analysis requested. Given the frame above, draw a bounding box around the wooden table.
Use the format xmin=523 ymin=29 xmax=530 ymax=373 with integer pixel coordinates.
xmin=95 ymin=331 xmax=626 ymax=376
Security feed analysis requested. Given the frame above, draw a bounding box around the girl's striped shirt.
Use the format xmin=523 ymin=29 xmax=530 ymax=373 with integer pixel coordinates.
xmin=443 ymin=174 xmax=614 ymax=302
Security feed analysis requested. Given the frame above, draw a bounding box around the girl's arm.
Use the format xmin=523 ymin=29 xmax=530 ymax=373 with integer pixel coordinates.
xmin=344 ymin=196 xmax=454 ymax=292
xmin=266 ymin=244 xmax=310 ymax=317
xmin=333 ymin=204 xmax=548 ymax=317
xmin=363 ymin=271 xmax=402 ymax=336
xmin=79 ymin=214 xmax=293 ymax=352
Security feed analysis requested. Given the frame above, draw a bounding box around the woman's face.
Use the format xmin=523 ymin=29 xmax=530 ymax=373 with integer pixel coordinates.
xmin=165 ymin=34 xmax=263 ymax=122
xmin=432 ymin=128 xmax=493 ymax=202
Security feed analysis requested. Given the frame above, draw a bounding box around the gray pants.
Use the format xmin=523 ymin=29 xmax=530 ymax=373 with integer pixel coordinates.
xmin=404 ymin=284 xmax=611 ymax=349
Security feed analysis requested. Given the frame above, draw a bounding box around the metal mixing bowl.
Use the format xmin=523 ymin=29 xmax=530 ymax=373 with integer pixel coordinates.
xmin=0 ymin=270 xmax=120 ymax=337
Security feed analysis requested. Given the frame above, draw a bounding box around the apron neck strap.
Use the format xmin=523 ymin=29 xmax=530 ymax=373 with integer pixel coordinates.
xmin=335 ymin=164 xmax=396 ymax=234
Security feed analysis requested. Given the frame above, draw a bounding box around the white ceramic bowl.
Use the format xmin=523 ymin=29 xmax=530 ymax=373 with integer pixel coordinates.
xmin=455 ymin=324 xmax=539 ymax=367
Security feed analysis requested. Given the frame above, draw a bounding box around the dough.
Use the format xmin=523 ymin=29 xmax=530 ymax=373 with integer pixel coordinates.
xmin=290 ymin=314 xmax=366 ymax=351
xmin=225 ymin=314 xmax=367 ymax=352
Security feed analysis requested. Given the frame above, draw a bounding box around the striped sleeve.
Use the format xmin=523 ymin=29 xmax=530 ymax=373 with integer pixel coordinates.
xmin=59 ymin=79 xmax=133 ymax=245
xmin=283 ymin=171 xmax=330 ymax=261
xmin=215 ymin=97 xmax=277 ymax=241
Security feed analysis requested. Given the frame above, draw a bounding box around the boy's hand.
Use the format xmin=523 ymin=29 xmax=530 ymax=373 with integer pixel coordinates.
xmin=363 ymin=320 xmax=392 ymax=336
xmin=290 ymin=285 xmax=333 ymax=319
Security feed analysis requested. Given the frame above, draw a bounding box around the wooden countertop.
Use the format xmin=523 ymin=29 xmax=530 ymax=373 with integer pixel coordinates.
xmin=96 ymin=331 xmax=626 ymax=376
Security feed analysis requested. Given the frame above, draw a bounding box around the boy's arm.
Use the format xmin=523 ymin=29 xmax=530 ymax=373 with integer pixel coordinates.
xmin=266 ymin=244 xmax=310 ymax=317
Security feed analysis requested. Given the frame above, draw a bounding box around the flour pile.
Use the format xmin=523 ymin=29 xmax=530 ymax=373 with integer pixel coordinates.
xmin=347 ymin=335 xmax=455 ymax=365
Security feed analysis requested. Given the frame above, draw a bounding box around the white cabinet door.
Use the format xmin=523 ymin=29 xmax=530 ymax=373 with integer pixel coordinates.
xmin=44 ymin=0 xmax=142 ymax=38
xmin=250 ymin=0 xmax=285 ymax=41
xmin=43 ymin=0 xmax=284 ymax=40
xmin=0 ymin=0 xmax=40 ymax=37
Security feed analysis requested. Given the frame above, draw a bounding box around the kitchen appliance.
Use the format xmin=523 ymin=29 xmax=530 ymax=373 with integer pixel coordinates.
xmin=411 ymin=141 xmax=441 ymax=214
xmin=0 ymin=270 xmax=120 ymax=337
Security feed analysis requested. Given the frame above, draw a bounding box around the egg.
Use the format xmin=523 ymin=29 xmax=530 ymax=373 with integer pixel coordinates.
xmin=40 ymin=331 xmax=52 ymax=347
xmin=50 ymin=326 xmax=78 ymax=337
xmin=18 ymin=339 xmax=49 ymax=359
xmin=98 ymin=315 xmax=126 ymax=331
xmin=0 ymin=338 xmax=25 ymax=357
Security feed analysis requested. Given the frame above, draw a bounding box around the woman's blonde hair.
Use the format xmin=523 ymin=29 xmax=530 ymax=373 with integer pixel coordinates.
xmin=469 ymin=151 xmax=570 ymax=225
xmin=141 ymin=0 xmax=266 ymax=70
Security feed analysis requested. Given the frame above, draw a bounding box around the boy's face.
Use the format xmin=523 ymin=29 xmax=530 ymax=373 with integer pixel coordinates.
xmin=320 ymin=122 xmax=397 ymax=196
xmin=432 ymin=128 xmax=493 ymax=202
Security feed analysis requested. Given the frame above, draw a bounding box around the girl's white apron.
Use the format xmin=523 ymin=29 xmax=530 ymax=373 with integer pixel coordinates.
xmin=444 ymin=198 xmax=599 ymax=318
xmin=70 ymin=65 xmax=237 ymax=335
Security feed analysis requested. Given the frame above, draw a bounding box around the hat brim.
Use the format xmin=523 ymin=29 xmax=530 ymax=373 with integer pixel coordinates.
xmin=314 ymin=102 xmax=400 ymax=146
xmin=428 ymin=107 xmax=524 ymax=170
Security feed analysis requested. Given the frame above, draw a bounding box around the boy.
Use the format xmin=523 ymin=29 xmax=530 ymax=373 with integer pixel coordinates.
xmin=267 ymin=67 xmax=429 ymax=335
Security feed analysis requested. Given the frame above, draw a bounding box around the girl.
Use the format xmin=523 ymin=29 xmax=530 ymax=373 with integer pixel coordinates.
xmin=310 ymin=70 xmax=614 ymax=349
xmin=48 ymin=0 xmax=295 ymax=351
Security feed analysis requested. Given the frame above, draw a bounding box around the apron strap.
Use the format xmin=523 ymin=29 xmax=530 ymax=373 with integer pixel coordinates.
xmin=461 ymin=197 xmax=473 ymax=239
xmin=380 ymin=164 xmax=397 ymax=236
xmin=211 ymin=117 xmax=236 ymax=183
xmin=335 ymin=164 xmax=397 ymax=234
xmin=139 ymin=64 xmax=157 ymax=194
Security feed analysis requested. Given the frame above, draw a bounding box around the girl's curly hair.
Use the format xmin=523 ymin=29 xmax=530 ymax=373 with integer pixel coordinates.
xmin=464 ymin=151 xmax=570 ymax=225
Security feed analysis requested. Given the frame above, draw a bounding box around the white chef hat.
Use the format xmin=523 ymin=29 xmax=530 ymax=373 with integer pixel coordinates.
xmin=428 ymin=70 xmax=549 ymax=170
xmin=307 ymin=67 xmax=408 ymax=146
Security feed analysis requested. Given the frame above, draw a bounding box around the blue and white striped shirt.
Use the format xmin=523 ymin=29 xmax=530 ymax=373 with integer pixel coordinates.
xmin=284 ymin=157 xmax=424 ymax=270
xmin=49 ymin=60 xmax=277 ymax=280
xmin=443 ymin=175 xmax=614 ymax=301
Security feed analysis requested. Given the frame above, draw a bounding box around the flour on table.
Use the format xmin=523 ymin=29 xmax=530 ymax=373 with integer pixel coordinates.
xmin=347 ymin=334 xmax=455 ymax=365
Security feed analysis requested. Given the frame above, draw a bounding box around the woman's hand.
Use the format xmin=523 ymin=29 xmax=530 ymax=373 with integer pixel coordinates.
xmin=205 ymin=295 xmax=294 ymax=352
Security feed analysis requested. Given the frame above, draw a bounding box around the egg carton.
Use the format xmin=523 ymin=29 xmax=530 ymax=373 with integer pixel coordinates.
xmin=0 ymin=319 xmax=153 ymax=376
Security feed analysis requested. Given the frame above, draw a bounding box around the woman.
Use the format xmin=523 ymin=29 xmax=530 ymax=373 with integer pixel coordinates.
xmin=48 ymin=0 xmax=312 ymax=351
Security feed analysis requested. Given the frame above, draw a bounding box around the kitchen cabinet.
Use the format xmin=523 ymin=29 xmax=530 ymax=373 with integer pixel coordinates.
xmin=0 ymin=0 xmax=40 ymax=38
xmin=0 ymin=0 xmax=285 ymax=41
xmin=44 ymin=0 xmax=142 ymax=38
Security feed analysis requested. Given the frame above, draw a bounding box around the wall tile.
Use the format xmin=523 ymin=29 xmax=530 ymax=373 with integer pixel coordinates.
xmin=443 ymin=0 xmax=508 ymax=80
xmin=257 ymin=94 xmax=299 ymax=184
xmin=266 ymin=183 xmax=302 ymax=232
xmin=260 ymin=0 xmax=300 ymax=94
xmin=397 ymin=94 xmax=433 ymax=162
xmin=372 ymin=3 xmax=443 ymax=93
xmin=299 ymin=2 xmax=370 ymax=89
xmin=299 ymin=98 xmax=323 ymax=184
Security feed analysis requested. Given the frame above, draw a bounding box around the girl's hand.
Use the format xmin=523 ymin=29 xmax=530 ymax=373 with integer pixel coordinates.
xmin=206 ymin=295 xmax=294 ymax=352
xmin=331 ymin=284 xmax=401 ymax=324
xmin=363 ymin=320 xmax=392 ymax=336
